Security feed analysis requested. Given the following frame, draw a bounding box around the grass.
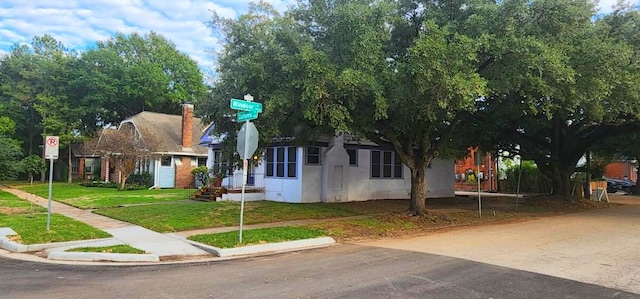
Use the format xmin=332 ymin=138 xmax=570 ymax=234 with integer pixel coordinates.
xmin=0 ymin=190 xmax=111 ymax=244
xmin=0 ymin=214 xmax=111 ymax=244
xmin=66 ymin=245 xmax=145 ymax=254
xmin=188 ymin=226 xmax=326 ymax=248
xmin=14 ymin=182 xmax=193 ymax=209
xmin=94 ymin=200 xmax=371 ymax=233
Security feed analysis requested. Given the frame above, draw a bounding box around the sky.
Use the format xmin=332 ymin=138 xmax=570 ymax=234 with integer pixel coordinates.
xmin=0 ymin=0 xmax=638 ymax=74
xmin=0 ymin=0 xmax=295 ymax=74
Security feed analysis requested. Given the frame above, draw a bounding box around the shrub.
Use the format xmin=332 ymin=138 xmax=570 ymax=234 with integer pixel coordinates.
xmin=128 ymin=172 xmax=152 ymax=188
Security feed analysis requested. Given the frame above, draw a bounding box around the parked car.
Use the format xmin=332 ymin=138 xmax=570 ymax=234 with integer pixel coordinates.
xmin=606 ymin=178 xmax=636 ymax=193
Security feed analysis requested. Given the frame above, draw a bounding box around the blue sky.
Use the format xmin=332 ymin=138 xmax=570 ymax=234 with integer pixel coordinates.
xmin=0 ymin=0 xmax=295 ymax=72
xmin=0 ymin=0 xmax=637 ymax=73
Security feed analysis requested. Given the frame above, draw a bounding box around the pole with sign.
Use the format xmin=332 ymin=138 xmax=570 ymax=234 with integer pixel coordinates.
xmin=44 ymin=136 xmax=59 ymax=231
xmin=230 ymin=94 xmax=261 ymax=243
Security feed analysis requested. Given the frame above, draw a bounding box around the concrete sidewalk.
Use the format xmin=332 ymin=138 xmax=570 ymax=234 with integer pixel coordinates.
xmin=1 ymin=187 xmax=211 ymax=260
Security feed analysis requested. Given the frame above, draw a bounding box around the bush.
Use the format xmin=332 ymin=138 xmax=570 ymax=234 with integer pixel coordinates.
xmin=79 ymin=181 xmax=118 ymax=188
xmin=501 ymin=161 xmax=553 ymax=193
xmin=128 ymin=172 xmax=152 ymax=188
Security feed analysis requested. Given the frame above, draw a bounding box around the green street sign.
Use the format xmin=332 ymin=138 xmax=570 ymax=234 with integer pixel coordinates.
xmin=230 ymin=98 xmax=262 ymax=113
xmin=237 ymin=110 xmax=258 ymax=122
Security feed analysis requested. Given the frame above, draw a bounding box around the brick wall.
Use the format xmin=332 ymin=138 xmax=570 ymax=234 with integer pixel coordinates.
xmin=604 ymin=162 xmax=637 ymax=182
xmin=175 ymin=156 xmax=195 ymax=188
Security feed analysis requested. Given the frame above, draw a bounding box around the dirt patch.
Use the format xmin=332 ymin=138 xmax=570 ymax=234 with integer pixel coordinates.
xmin=310 ymin=195 xmax=617 ymax=242
xmin=0 ymin=207 xmax=32 ymax=215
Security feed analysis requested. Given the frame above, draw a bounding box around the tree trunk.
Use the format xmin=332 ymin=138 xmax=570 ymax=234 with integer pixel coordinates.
xmin=67 ymin=146 xmax=73 ymax=183
xmin=119 ymin=175 xmax=128 ymax=190
xmin=409 ymin=164 xmax=428 ymax=216
xmin=29 ymin=173 xmax=33 ymax=185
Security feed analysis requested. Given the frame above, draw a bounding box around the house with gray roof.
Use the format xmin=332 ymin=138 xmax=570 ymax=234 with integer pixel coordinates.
xmin=85 ymin=104 xmax=208 ymax=188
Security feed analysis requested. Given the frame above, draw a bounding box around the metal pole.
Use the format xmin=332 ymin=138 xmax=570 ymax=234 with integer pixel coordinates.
xmin=477 ymin=164 xmax=482 ymax=218
xmin=47 ymin=158 xmax=53 ymax=231
xmin=515 ymin=156 xmax=523 ymax=210
xmin=239 ymin=120 xmax=249 ymax=244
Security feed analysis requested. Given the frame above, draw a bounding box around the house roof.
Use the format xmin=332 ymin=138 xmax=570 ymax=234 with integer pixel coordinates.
xmin=123 ymin=111 xmax=208 ymax=156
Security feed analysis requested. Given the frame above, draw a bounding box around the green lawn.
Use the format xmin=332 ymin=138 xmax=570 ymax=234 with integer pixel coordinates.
xmin=188 ymin=226 xmax=326 ymax=248
xmin=94 ymin=200 xmax=365 ymax=233
xmin=0 ymin=190 xmax=111 ymax=244
xmin=15 ymin=182 xmax=194 ymax=209
xmin=67 ymin=244 xmax=145 ymax=254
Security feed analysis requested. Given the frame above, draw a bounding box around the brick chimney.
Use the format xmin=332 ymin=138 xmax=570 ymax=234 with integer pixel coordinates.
xmin=181 ymin=104 xmax=194 ymax=150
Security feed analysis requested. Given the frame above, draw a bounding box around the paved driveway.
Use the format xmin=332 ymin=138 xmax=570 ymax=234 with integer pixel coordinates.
xmin=360 ymin=196 xmax=640 ymax=294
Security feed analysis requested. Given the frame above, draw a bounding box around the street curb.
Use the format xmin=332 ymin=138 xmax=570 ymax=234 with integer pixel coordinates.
xmin=188 ymin=237 xmax=336 ymax=257
xmin=0 ymin=236 xmax=116 ymax=253
xmin=47 ymin=251 xmax=160 ymax=262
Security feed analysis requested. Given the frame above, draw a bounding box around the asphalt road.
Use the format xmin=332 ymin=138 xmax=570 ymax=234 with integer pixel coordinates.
xmin=0 ymin=244 xmax=637 ymax=299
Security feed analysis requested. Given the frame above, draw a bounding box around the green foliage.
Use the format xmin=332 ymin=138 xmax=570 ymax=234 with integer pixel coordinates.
xmin=501 ymin=161 xmax=553 ymax=194
xmin=128 ymin=172 xmax=153 ymax=188
xmin=206 ymin=0 xmax=488 ymax=215
xmin=188 ymin=226 xmax=325 ymax=248
xmin=0 ymin=135 xmax=22 ymax=182
xmin=72 ymin=32 xmax=207 ymax=125
xmin=472 ymin=0 xmax=640 ymax=195
xmin=191 ymin=166 xmax=210 ymax=186
xmin=19 ymin=155 xmax=46 ymax=184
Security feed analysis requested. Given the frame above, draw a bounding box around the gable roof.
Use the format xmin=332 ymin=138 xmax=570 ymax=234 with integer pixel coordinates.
xmin=123 ymin=111 xmax=208 ymax=156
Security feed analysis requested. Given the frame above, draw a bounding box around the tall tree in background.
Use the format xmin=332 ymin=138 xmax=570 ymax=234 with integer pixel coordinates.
xmin=207 ymin=1 xmax=486 ymax=215
xmin=73 ymin=32 xmax=207 ymax=125
xmin=473 ymin=0 xmax=640 ymax=196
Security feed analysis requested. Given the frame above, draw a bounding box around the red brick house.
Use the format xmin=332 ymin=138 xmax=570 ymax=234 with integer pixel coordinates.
xmin=87 ymin=104 xmax=208 ymax=188
xmin=454 ymin=148 xmax=498 ymax=192
xmin=604 ymin=161 xmax=638 ymax=182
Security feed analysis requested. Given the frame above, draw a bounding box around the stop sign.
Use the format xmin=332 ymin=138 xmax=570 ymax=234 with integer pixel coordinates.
xmin=237 ymin=122 xmax=259 ymax=159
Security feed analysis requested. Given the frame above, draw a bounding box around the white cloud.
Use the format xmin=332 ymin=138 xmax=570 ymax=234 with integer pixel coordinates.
xmin=0 ymin=0 xmax=294 ymax=71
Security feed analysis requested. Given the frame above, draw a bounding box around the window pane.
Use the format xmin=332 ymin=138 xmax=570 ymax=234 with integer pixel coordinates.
xmin=277 ymin=163 xmax=285 ymax=177
xmin=394 ymin=165 xmax=403 ymax=178
xmin=383 ymin=165 xmax=392 ymax=177
xmin=277 ymin=147 xmax=285 ymax=163
xmin=347 ymin=149 xmax=357 ymax=165
xmin=266 ymin=162 xmax=274 ymax=177
xmin=383 ymin=151 xmax=392 ymax=165
xmin=161 ymin=156 xmax=171 ymax=166
xmin=372 ymin=164 xmax=380 ymax=178
xmin=266 ymin=148 xmax=274 ymax=163
xmin=372 ymin=150 xmax=380 ymax=163
xmin=287 ymin=147 xmax=297 ymax=162
xmin=287 ymin=163 xmax=296 ymax=177
xmin=307 ymin=147 xmax=320 ymax=164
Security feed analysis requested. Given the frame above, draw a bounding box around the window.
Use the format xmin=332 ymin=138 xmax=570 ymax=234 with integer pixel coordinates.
xmin=197 ymin=157 xmax=207 ymax=167
xmin=85 ymin=165 xmax=93 ymax=174
xmin=161 ymin=156 xmax=172 ymax=167
xmin=306 ymin=146 xmax=321 ymax=165
xmin=346 ymin=149 xmax=357 ymax=166
xmin=211 ymin=150 xmax=230 ymax=176
xmin=266 ymin=146 xmax=297 ymax=178
xmin=71 ymin=159 xmax=79 ymax=174
xmin=371 ymin=150 xmax=402 ymax=178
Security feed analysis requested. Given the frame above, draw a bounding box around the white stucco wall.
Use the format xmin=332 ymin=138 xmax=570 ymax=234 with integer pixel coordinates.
xmin=264 ymin=147 xmax=303 ymax=203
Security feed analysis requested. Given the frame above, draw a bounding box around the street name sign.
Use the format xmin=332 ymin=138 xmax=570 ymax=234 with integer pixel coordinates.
xmin=230 ymin=98 xmax=262 ymax=113
xmin=237 ymin=110 xmax=259 ymax=122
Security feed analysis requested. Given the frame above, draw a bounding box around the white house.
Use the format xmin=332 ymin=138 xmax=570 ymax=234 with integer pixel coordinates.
xmin=200 ymin=128 xmax=455 ymax=203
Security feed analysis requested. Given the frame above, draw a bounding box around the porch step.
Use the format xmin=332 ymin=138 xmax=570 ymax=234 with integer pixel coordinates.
xmin=191 ymin=192 xmax=217 ymax=202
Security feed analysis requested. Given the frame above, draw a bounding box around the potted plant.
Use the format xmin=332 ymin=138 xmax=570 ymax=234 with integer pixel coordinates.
xmin=210 ymin=164 xmax=228 ymax=188
xmin=191 ymin=166 xmax=210 ymax=191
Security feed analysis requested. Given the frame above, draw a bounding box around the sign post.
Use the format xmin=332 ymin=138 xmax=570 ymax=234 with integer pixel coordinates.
xmin=474 ymin=150 xmax=482 ymax=218
xmin=230 ymin=94 xmax=262 ymax=243
xmin=44 ymin=136 xmax=59 ymax=231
